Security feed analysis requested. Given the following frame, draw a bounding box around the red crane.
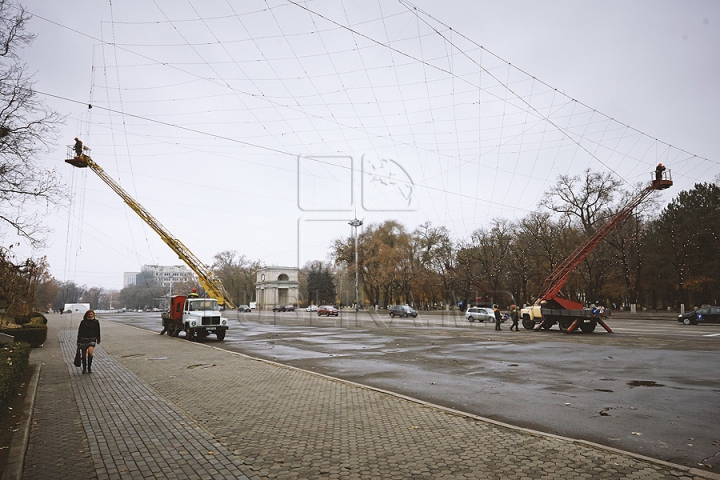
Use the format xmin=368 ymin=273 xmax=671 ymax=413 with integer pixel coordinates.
xmin=522 ymin=169 xmax=673 ymax=333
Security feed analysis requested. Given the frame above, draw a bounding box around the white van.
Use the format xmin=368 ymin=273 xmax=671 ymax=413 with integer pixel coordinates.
xmin=63 ymin=303 xmax=91 ymax=315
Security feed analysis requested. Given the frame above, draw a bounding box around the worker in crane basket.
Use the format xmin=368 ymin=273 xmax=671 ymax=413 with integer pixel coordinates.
xmin=74 ymin=137 xmax=83 ymax=157
xmin=655 ymin=163 xmax=666 ymax=181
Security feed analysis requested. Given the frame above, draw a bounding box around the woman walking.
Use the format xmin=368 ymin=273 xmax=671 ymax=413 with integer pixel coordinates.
xmin=77 ymin=310 xmax=101 ymax=373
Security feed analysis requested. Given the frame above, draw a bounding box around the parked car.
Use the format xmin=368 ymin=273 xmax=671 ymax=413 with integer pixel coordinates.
xmin=317 ymin=305 xmax=339 ymax=316
xmin=389 ymin=305 xmax=418 ymax=318
xmin=237 ymin=305 xmax=251 ymax=312
xmin=678 ymin=306 xmax=720 ymax=325
xmin=305 ymin=305 xmax=318 ymax=312
xmin=465 ymin=307 xmax=494 ymax=323
xmin=272 ymin=305 xmax=295 ymax=312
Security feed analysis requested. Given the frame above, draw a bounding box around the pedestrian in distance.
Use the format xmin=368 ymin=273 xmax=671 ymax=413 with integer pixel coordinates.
xmin=77 ymin=309 xmax=101 ymax=374
xmin=494 ymin=306 xmax=502 ymax=331
xmin=510 ymin=305 xmax=520 ymax=331
xmin=74 ymin=137 xmax=83 ymax=157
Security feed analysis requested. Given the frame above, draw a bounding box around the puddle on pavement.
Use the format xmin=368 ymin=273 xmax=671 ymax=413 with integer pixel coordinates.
xmin=627 ymin=380 xmax=664 ymax=387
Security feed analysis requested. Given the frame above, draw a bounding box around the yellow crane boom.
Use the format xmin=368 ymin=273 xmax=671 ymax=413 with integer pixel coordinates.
xmin=66 ymin=146 xmax=236 ymax=309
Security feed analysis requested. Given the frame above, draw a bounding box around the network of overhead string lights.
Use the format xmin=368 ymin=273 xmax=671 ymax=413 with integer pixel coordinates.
xmin=82 ymin=0 xmax=712 ymax=238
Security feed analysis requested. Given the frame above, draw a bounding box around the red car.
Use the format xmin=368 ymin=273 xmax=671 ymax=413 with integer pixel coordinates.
xmin=318 ymin=305 xmax=339 ymax=316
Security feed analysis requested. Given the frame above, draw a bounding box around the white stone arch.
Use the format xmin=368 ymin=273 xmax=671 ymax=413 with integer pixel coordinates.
xmin=255 ymin=267 xmax=300 ymax=310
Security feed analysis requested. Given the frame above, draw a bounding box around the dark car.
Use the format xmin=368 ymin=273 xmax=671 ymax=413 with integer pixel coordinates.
xmin=389 ymin=305 xmax=417 ymax=318
xmin=678 ymin=306 xmax=720 ymax=325
xmin=272 ymin=305 xmax=295 ymax=312
xmin=317 ymin=305 xmax=339 ymax=316
xmin=237 ymin=305 xmax=251 ymax=312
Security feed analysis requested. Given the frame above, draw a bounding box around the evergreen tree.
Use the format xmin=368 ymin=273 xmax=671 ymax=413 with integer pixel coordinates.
xmin=306 ymin=265 xmax=336 ymax=305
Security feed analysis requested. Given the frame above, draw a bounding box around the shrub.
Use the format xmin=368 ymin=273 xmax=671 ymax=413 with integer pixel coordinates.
xmin=0 ymin=342 xmax=30 ymax=411
xmin=0 ymin=324 xmax=47 ymax=348
xmin=14 ymin=314 xmax=32 ymax=325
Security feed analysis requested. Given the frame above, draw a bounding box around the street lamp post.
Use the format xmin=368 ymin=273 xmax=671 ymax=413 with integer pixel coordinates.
xmin=348 ymin=218 xmax=363 ymax=312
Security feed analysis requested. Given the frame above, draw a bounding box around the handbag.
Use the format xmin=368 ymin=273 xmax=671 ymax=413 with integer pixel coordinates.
xmin=73 ymin=348 xmax=82 ymax=367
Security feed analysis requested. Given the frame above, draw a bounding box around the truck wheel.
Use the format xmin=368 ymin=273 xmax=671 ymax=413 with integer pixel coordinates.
xmin=558 ymin=319 xmax=572 ymax=333
xmin=185 ymin=328 xmax=194 ymax=341
xmin=579 ymin=320 xmax=597 ymax=333
xmin=216 ymin=330 xmax=226 ymax=341
xmin=522 ymin=316 xmax=534 ymax=330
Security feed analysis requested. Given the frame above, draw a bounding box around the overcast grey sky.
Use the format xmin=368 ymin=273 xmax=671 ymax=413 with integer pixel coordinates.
xmin=13 ymin=0 xmax=720 ymax=290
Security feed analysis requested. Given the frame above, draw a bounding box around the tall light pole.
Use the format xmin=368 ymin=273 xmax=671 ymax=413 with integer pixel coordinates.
xmin=348 ymin=218 xmax=363 ymax=312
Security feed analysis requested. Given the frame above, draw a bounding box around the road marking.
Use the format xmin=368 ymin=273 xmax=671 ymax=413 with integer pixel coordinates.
xmin=702 ymin=333 xmax=720 ymax=337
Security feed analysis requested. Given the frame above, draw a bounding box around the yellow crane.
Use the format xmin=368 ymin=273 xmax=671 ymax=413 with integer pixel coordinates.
xmin=66 ymin=143 xmax=236 ymax=309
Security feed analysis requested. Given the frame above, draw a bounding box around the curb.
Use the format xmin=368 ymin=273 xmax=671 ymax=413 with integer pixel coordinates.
xmin=1 ymin=363 xmax=41 ymax=480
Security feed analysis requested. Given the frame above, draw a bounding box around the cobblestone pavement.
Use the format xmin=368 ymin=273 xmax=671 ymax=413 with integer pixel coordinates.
xmin=23 ymin=316 xmax=95 ymax=480
xmin=22 ymin=316 xmax=719 ymax=479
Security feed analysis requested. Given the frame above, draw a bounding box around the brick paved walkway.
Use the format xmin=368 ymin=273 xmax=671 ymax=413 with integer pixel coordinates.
xmin=21 ymin=316 xmax=719 ymax=479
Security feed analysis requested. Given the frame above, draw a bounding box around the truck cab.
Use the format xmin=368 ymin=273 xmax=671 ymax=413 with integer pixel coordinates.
xmin=162 ymin=295 xmax=229 ymax=340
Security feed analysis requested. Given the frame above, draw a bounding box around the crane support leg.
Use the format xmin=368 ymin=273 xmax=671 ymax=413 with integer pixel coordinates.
xmin=534 ymin=318 xmax=549 ymax=331
xmin=565 ymin=319 xmax=581 ymax=333
xmin=597 ymin=318 xmax=613 ymax=333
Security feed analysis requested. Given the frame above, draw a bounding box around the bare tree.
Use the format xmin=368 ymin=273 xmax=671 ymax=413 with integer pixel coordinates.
xmin=412 ymin=222 xmax=455 ymax=307
xmin=0 ymin=0 xmax=64 ymax=247
xmin=540 ymin=169 xmax=621 ymax=232
xmin=212 ymin=250 xmax=262 ymax=306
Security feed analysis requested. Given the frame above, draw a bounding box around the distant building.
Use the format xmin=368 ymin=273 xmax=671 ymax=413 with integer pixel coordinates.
xmin=141 ymin=264 xmax=194 ymax=288
xmin=123 ymin=272 xmax=139 ymax=287
xmin=124 ymin=265 xmax=195 ymax=289
xmin=255 ymin=267 xmax=300 ymax=310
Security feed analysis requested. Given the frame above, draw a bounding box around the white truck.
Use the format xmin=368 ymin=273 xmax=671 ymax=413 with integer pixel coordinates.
xmin=161 ymin=294 xmax=229 ymax=341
